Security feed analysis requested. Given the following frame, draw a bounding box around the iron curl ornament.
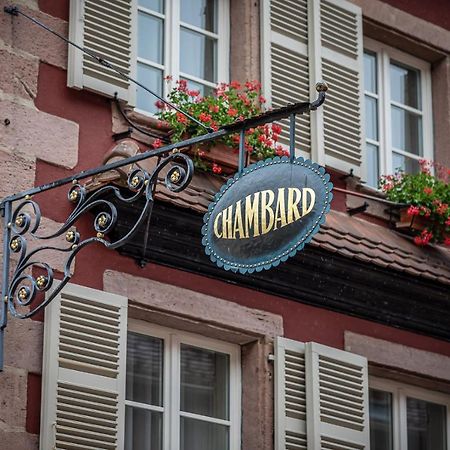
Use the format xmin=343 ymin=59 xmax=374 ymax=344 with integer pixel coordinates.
xmin=5 ymin=153 xmax=193 ymax=319
xmin=0 ymin=151 xmax=194 ymax=368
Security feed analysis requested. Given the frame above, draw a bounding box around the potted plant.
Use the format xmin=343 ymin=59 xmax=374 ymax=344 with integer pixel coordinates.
xmin=379 ymin=160 xmax=450 ymax=246
xmin=155 ymin=78 xmax=288 ymax=175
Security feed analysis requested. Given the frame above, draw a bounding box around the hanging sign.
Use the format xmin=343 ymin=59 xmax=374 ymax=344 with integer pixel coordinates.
xmin=201 ymin=156 xmax=333 ymax=273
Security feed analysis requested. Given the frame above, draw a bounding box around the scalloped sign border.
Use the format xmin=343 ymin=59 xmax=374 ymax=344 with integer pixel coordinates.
xmin=201 ymin=156 xmax=334 ymax=274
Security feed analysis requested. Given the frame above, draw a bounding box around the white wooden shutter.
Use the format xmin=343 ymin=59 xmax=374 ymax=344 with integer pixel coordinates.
xmin=40 ymin=283 xmax=128 ymax=450
xmin=275 ymin=338 xmax=370 ymax=450
xmin=305 ymin=342 xmax=370 ymax=450
xmin=68 ymin=0 xmax=137 ymax=105
xmin=319 ymin=0 xmax=365 ymax=177
xmin=275 ymin=337 xmax=308 ymax=450
xmin=262 ymin=0 xmax=365 ymax=177
xmin=262 ymin=0 xmax=312 ymax=158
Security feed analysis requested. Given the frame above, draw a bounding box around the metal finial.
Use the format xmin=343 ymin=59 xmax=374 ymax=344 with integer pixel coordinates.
xmin=315 ymin=81 xmax=328 ymax=92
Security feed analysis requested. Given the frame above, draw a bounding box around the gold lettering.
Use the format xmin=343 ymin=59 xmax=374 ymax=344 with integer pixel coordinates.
xmin=302 ymin=188 xmax=316 ymax=217
xmin=245 ymin=192 xmax=260 ymax=238
xmin=261 ymin=190 xmax=275 ymax=235
xmin=233 ymin=200 xmax=245 ymax=239
xmin=226 ymin=205 xmax=233 ymax=239
xmin=287 ymin=188 xmax=301 ymax=224
xmin=222 ymin=206 xmax=232 ymax=239
xmin=274 ymin=188 xmax=287 ymax=230
xmin=214 ymin=211 xmax=223 ymax=238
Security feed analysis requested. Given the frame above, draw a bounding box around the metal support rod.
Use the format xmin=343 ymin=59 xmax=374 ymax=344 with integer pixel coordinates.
xmin=0 ymin=201 xmax=12 ymax=371
xmin=3 ymin=5 xmax=211 ymax=133
xmin=0 ymin=100 xmax=315 ymax=206
xmin=289 ymin=114 xmax=296 ymax=163
xmin=238 ymin=128 xmax=245 ymax=174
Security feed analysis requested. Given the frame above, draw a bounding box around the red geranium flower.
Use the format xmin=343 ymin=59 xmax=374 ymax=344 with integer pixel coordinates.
xmin=212 ymin=163 xmax=222 ymax=174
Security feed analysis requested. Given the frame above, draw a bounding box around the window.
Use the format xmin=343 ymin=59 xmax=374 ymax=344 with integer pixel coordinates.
xmin=136 ymin=0 xmax=230 ymax=114
xmin=370 ymin=378 xmax=449 ymax=450
xmin=125 ymin=322 xmax=241 ymax=450
xmin=363 ymin=40 xmax=433 ymax=188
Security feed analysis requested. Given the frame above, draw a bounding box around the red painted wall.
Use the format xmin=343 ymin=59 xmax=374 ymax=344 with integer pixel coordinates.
xmin=34 ymin=62 xmax=450 ymax=356
xmin=25 ymin=0 xmax=450 ymax=429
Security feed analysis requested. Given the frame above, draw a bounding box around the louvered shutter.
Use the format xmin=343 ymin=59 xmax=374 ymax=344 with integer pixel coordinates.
xmin=275 ymin=339 xmax=370 ymax=450
xmin=263 ymin=0 xmax=364 ymax=177
xmin=40 ymin=283 xmax=128 ymax=450
xmin=305 ymin=342 xmax=370 ymax=450
xmin=68 ymin=0 xmax=137 ymax=105
xmin=262 ymin=0 xmax=311 ymax=158
xmin=319 ymin=0 xmax=365 ymax=177
xmin=275 ymin=337 xmax=308 ymax=450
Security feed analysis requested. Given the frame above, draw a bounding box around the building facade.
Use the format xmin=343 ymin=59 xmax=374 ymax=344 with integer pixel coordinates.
xmin=0 ymin=0 xmax=449 ymax=449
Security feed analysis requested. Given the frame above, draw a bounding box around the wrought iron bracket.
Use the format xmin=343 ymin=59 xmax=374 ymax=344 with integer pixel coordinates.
xmin=0 ymin=4 xmax=328 ymax=371
xmin=0 ymin=88 xmax=326 ymax=370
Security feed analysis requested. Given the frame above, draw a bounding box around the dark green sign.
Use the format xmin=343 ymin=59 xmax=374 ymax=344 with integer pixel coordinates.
xmin=201 ymin=156 xmax=333 ymax=273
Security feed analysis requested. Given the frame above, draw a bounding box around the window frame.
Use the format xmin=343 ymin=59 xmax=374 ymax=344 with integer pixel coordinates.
xmin=135 ymin=0 xmax=230 ymax=116
xmin=370 ymin=377 xmax=450 ymax=450
xmin=363 ymin=38 xmax=433 ymax=186
xmin=127 ymin=319 xmax=241 ymax=450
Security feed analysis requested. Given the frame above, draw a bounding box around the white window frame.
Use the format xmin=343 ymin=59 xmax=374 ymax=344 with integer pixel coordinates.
xmin=370 ymin=377 xmax=450 ymax=450
xmin=136 ymin=0 xmax=230 ymax=116
xmin=364 ymin=38 xmax=433 ymax=185
xmin=127 ymin=320 xmax=241 ymax=450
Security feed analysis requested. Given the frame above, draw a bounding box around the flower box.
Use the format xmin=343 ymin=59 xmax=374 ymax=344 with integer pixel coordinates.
xmin=396 ymin=206 xmax=430 ymax=232
xmin=380 ymin=160 xmax=449 ymax=246
xmin=156 ymin=79 xmax=288 ymax=176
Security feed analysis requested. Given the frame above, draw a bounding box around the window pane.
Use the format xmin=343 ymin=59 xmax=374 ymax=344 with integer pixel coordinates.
xmin=181 ymin=417 xmax=229 ymax=450
xmin=125 ymin=406 xmax=163 ymax=450
xmin=126 ymin=332 xmax=163 ymax=406
xmin=391 ymin=106 xmax=423 ymax=155
xmin=364 ymin=51 xmax=377 ymax=94
xmin=390 ymin=62 xmax=421 ymax=109
xmin=137 ymin=63 xmax=163 ymax=114
xmin=181 ymin=0 xmax=217 ymax=32
xmin=365 ymin=96 xmax=378 ymax=141
xmin=138 ymin=12 xmax=164 ymax=64
xmin=366 ymin=143 xmax=379 ymax=188
xmin=180 ymin=344 xmax=229 ymax=420
xmin=392 ymin=152 xmax=420 ymax=174
xmin=139 ymin=0 xmax=164 ymax=13
xmin=407 ymin=397 xmax=446 ymax=450
xmin=183 ymin=78 xmax=214 ymax=97
xmin=180 ymin=28 xmax=217 ymax=82
xmin=369 ymin=389 xmax=393 ymax=450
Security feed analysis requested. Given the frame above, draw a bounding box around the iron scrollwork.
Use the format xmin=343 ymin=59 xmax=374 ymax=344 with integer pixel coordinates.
xmin=4 ymin=153 xmax=193 ymax=319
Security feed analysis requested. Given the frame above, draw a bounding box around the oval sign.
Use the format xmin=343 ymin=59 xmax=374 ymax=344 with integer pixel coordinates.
xmin=201 ymin=156 xmax=333 ymax=273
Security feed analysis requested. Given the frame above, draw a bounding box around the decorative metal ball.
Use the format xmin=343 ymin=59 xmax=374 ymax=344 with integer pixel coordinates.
xmin=170 ymin=170 xmax=181 ymax=183
xmin=18 ymin=287 xmax=28 ymax=300
xmin=315 ymin=81 xmax=329 ymax=92
xmin=36 ymin=275 xmax=47 ymax=289
xmin=66 ymin=230 xmax=75 ymax=242
xmin=97 ymin=214 xmax=108 ymax=228
xmin=69 ymin=190 xmax=79 ymax=202
xmin=10 ymin=238 xmax=20 ymax=252
xmin=15 ymin=214 xmax=25 ymax=227
xmin=130 ymin=175 xmax=140 ymax=188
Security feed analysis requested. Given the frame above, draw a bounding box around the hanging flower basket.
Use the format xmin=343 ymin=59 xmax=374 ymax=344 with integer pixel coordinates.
xmin=380 ymin=160 xmax=450 ymax=246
